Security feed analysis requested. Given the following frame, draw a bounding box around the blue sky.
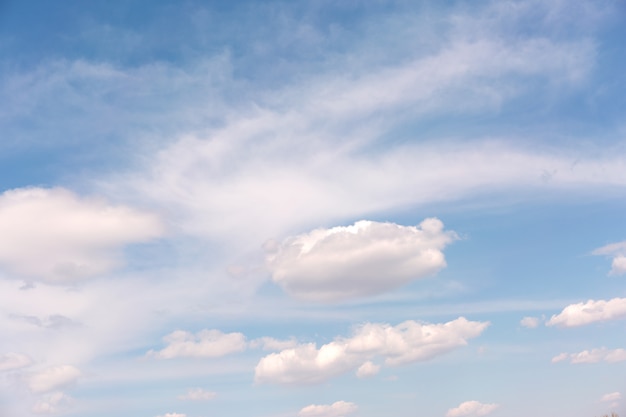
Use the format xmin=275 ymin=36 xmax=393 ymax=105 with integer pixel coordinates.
xmin=1 ymin=1 xmax=626 ymax=416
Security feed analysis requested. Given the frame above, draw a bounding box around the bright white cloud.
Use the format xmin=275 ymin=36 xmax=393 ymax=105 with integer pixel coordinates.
xmin=0 ymin=352 xmax=32 ymax=371
xmin=177 ymin=388 xmax=217 ymax=401
xmin=546 ymin=298 xmax=626 ymax=327
xmin=298 ymin=401 xmax=358 ymax=417
xmin=601 ymin=392 xmax=621 ymax=402
xmin=266 ymin=218 xmax=457 ymax=302
xmin=592 ymin=241 xmax=626 ymax=275
xmin=446 ymin=400 xmax=499 ymax=417
xmin=520 ymin=316 xmax=540 ymax=328
xmin=32 ymin=391 xmax=73 ymax=414
xmin=254 ymin=317 xmax=488 ymax=384
xmin=148 ymin=329 xmax=247 ymax=359
xmin=0 ymin=187 xmax=163 ymax=282
xmin=551 ymin=348 xmax=626 ymax=364
xmin=356 ymin=361 xmax=380 ymax=378
xmin=28 ymin=365 xmax=81 ymax=394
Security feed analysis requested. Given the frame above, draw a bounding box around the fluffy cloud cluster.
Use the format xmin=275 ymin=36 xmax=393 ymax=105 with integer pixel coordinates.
xmin=0 ymin=187 xmax=163 ymax=282
xmin=266 ymin=218 xmax=457 ymax=302
xmin=446 ymin=401 xmax=499 ymax=417
xmin=28 ymin=365 xmax=81 ymax=393
xmin=546 ymin=298 xmax=626 ymax=327
xmin=552 ymin=348 xmax=626 ymax=364
xmin=592 ymin=241 xmax=626 ymax=275
xmin=0 ymin=352 xmax=32 ymax=371
xmin=254 ymin=317 xmax=488 ymax=384
xmin=148 ymin=330 xmax=247 ymax=359
xmin=298 ymin=401 xmax=358 ymax=417
xmin=177 ymin=388 xmax=217 ymax=401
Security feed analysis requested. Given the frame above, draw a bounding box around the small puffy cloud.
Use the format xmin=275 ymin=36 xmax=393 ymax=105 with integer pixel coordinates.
xmin=298 ymin=401 xmax=358 ymax=417
xmin=0 ymin=352 xmax=32 ymax=371
xmin=148 ymin=329 xmax=247 ymax=359
xmin=254 ymin=317 xmax=488 ymax=384
xmin=0 ymin=187 xmax=163 ymax=283
xmin=592 ymin=241 xmax=626 ymax=275
xmin=356 ymin=361 xmax=380 ymax=378
xmin=177 ymin=388 xmax=217 ymax=401
xmin=32 ymin=391 xmax=73 ymax=414
xmin=266 ymin=218 xmax=457 ymax=302
xmin=28 ymin=365 xmax=81 ymax=393
xmin=156 ymin=414 xmax=186 ymax=417
xmin=520 ymin=316 xmax=540 ymax=328
xmin=551 ymin=348 xmax=626 ymax=364
xmin=601 ymin=392 xmax=621 ymax=402
xmin=446 ymin=400 xmax=499 ymax=417
xmin=546 ymin=298 xmax=626 ymax=327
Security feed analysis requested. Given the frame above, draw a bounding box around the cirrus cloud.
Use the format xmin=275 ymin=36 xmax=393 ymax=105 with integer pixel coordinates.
xmin=266 ymin=218 xmax=457 ymax=302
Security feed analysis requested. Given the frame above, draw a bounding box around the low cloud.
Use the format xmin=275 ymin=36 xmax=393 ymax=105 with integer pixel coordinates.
xmin=148 ymin=329 xmax=247 ymax=359
xmin=356 ymin=361 xmax=380 ymax=378
xmin=177 ymin=388 xmax=217 ymax=401
xmin=266 ymin=218 xmax=457 ymax=302
xmin=592 ymin=241 xmax=626 ymax=275
xmin=255 ymin=317 xmax=488 ymax=384
xmin=32 ymin=391 xmax=73 ymax=414
xmin=520 ymin=316 xmax=540 ymax=328
xmin=156 ymin=414 xmax=186 ymax=417
xmin=601 ymin=392 xmax=621 ymax=402
xmin=446 ymin=400 xmax=499 ymax=417
xmin=0 ymin=187 xmax=163 ymax=283
xmin=546 ymin=298 xmax=626 ymax=327
xmin=28 ymin=365 xmax=81 ymax=394
xmin=298 ymin=401 xmax=358 ymax=417
xmin=551 ymin=348 xmax=626 ymax=364
xmin=0 ymin=352 xmax=32 ymax=371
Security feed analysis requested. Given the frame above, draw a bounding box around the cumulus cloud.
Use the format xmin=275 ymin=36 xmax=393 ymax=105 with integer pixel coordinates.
xmin=0 ymin=352 xmax=32 ymax=371
xmin=546 ymin=298 xmax=626 ymax=327
xmin=446 ymin=400 xmax=499 ymax=417
xmin=0 ymin=187 xmax=163 ymax=283
xmin=520 ymin=316 xmax=540 ymax=328
xmin=601 ymin=392 xmax=621 ymax=402
xmin=356 ymin=361 xmax=380 ymax=378
xmin=298 ymin=401 xmax=358 ymax=417
xmin=32 ymin=391 xmax=73 ymax=414
xmin=148 ymin=329 xmax=247 ymax=359
xmin=266 ymin=218 xmax=457 ymax=302
xmin=254 ymin=317 xmax=488 ymax=384
xmin=593 ymin=241 xmax=626 ymax=275
xmin=28 ymin=365 xmax=81 ymax=393
xmin=177 ymin=388 xmax=217 ymax=401
xmin=551 ymin=348 xmax=626 ymax=364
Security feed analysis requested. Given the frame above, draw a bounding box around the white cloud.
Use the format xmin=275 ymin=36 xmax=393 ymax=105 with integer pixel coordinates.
xmin=266 ymin=218 xmax=457 ymax=302
xmin=446 ymin=400 xmax=499 ymax=417
xmin=148 ymin=329 xmax=247 ymax=359
xmin=254 ymin=317 xmax=488 ymax=384
xmin=0 ymin=187 xmax=163 ymax=283
xmin=592 ymin=241 xmax=626 ymax=275
xmin=32 ymin=391 xmax=73 ymax=414
xmin=156 ymin=414 xmax=186 ymax=417
xmin=356 ymin=361 xmax=380 ymax=378
xmin=177 ymin=388 xmax=217 ymax=401
xmin=520 ymin=316 xmax=540 ymax=328
xmin=601 ymin=392 xmax=621 ymax=402
xmin=28 ymin=365 xmax=81 ymax=393
xmin=0 ymin=352 xmax=32 ymax=371
xmin=551 ymin=348 xmax=626 ymax=364
xmin=546 ymin=298 xmax=626 ymax=327
xmin=298 ymin=401 xmax=358 ymax=417
xmin=249 ymin=337 xmax=299 ymax=351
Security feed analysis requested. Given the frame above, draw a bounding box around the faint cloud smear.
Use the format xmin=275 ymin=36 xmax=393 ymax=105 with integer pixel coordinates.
xmin=601 ymin=392 xmax=621 ymax=402
xmin=446 ymin=400 xmax=499 ymax=417
xmin=593 ymin=241 xmax=626 ymax=275
xmin=356 ymin=361 xmax=380 ymax=378
xmin=520 ymin=316 xmax=540 ymax=328
xmin=298 ymin=400 xmax=358 ymax=417
xmin=551 ymin=348 xmax=626 ymax=364
xmin=0 ymin=352 xmax=32 ymax=371
xmin=177 ymin=388 xmax=216 ymax=401
xmin=148 ymin=329 xmax=247 ymax=359
xmin=28 ymin=365 xmax=81 ymax=394
xmin=546 ymin=298 xmax=626 ymax=327
xmin=267 ymin=218 xmax=457 ymax=302
xmin=32 ymin=391 xmax=73 ymax=414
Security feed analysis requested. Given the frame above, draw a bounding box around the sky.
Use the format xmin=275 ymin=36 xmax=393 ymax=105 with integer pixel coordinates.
xmin=0 ymin=0 xmax=626 ymax=416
